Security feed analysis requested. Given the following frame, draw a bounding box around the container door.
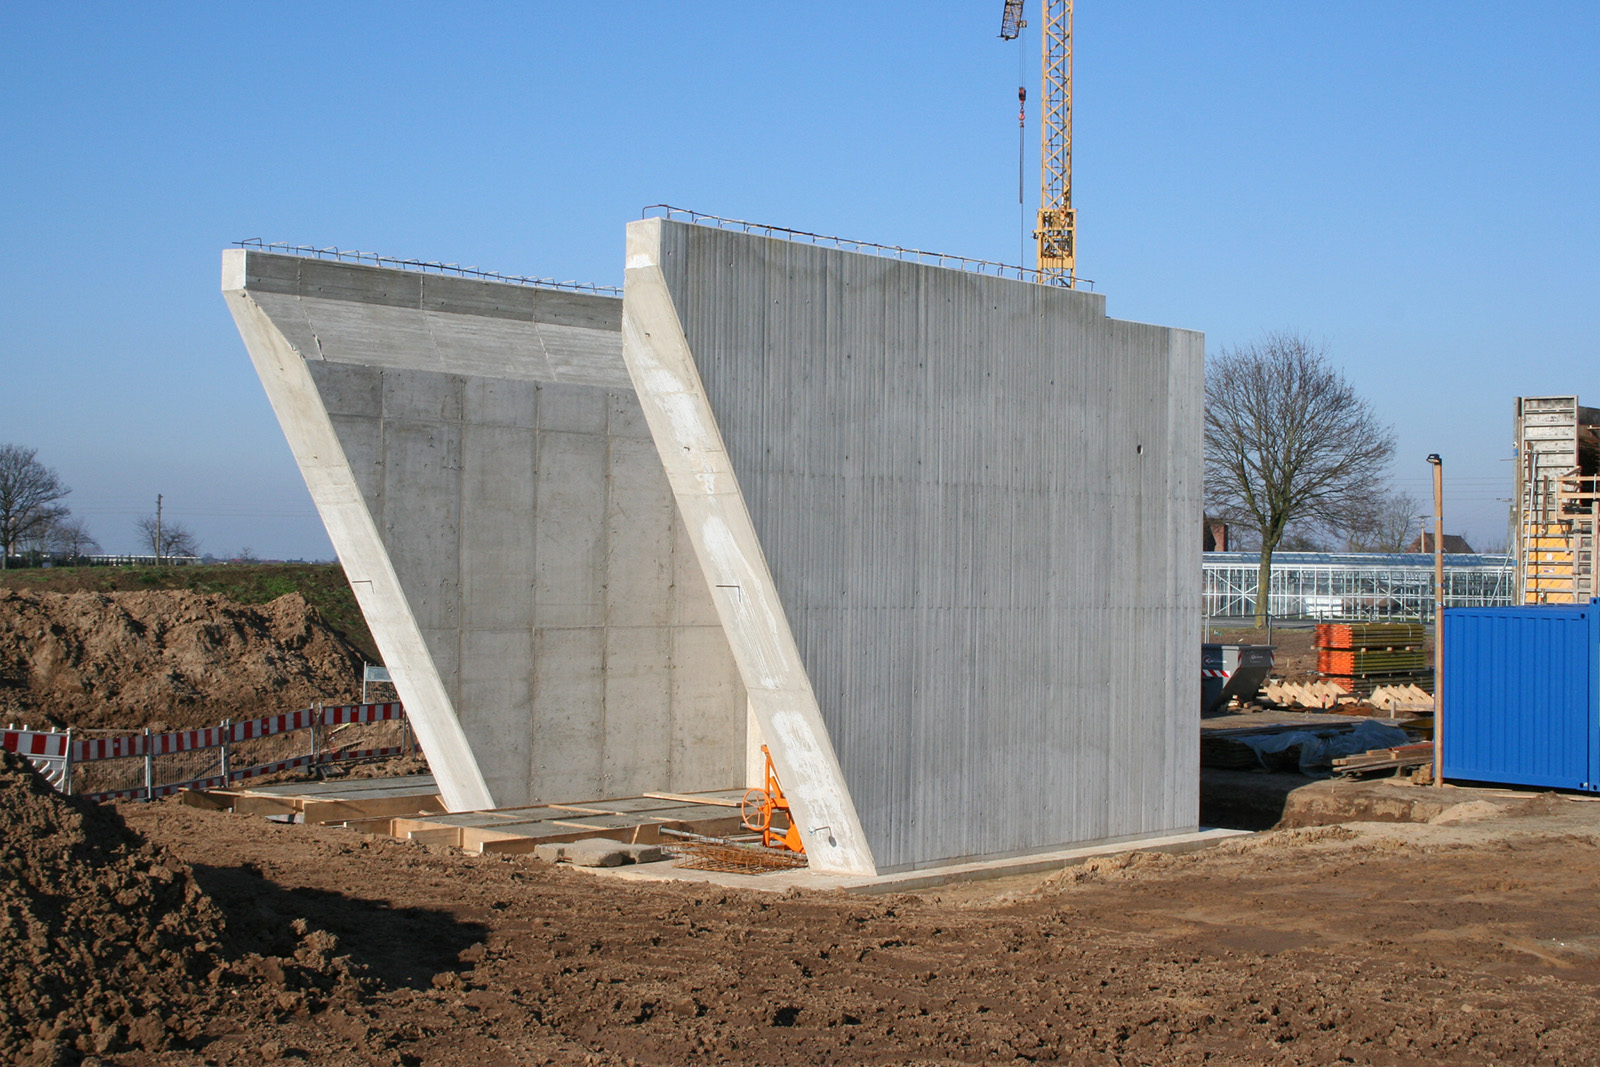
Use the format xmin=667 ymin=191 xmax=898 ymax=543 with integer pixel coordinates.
xmin=1443 ymin=605 xmax=1597 ymax=791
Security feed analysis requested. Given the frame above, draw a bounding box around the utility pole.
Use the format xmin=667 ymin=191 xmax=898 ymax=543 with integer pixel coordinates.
xmin=1427 ymin=454 xmax=1444 ymax=787
xmin=155 ymin=493 xmax=163 ymax=565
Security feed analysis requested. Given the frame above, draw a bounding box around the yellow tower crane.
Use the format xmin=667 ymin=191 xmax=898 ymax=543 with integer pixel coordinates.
xmin=1000 ymin=0 xmax=1076 ymax=286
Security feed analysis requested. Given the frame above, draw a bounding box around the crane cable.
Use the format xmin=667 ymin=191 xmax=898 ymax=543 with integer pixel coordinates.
xmin=1018 ymin=26 xmax=1027 ymax=265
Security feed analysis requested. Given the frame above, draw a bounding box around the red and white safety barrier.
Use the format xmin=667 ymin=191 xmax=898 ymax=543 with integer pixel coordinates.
xmin=225 ymin=754 xmax=317 ymax=784
xmin=13 ymin=702 xmax=409 ymax=803
xmin=84 ymin=785 xmax=151 ymax=802
xmin=1201 ymin=668 xmax=1231 ymax=679
xmin=149 ymin=725 xmax=229 ymax=755
xmin=2 ymin=729 xmax=70 ymax=759
xmin=321 ymin=702 xmax=402 ymax=725
xmin=71 ymin=705 xmax=400 ymax=762
xmin=2 ymin=728 xmax=72 ymax=791
xmin=322 ymin=745 xmax=405 ymax=763
xmin=230 ymin=707 xmax=319 ymax=742
xmin=74 ymin=734 xmax=144 ymax=761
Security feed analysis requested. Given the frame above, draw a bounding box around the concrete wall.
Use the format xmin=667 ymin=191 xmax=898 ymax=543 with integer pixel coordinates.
xmin=624 ymin=219 xmax=1203 ymax=873
xmin=223 ymin=250 xmax=745 ymax=810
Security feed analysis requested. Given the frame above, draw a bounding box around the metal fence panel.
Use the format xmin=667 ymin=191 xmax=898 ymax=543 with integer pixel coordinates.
xmin=1204 ymin=552 xmax=1515 ymax=621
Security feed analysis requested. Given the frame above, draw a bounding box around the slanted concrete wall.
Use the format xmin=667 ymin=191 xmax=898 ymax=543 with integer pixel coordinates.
xmin=223 ymin=250 xmax=745 ymax=810
xmin=624 ymin=219 xmax=1203 ymax=873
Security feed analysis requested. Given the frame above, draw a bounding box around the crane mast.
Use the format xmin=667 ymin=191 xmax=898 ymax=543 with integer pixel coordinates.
xmin=1036 ymin=0 xmax=1075 ymax=284
xmin=1000 ymin=0 xmax=1076 ymax=286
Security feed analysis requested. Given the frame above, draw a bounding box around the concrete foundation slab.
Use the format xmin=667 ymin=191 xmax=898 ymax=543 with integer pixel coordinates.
xmin=594 ymin=828 xmax=1252 ymax=894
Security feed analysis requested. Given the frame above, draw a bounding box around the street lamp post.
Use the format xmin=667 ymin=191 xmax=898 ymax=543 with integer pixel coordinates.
xmin=1428 ymin=453 xmax=1444 ymax=788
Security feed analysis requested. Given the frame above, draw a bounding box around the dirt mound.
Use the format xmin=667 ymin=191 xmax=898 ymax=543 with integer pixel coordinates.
xmin=0 ymin=749 xmax=369 ymax=1065
xmin=1043 ymin=847 xmax=1182 ymax=887
xmin=0 ymin=588 xmax=367 ymax=730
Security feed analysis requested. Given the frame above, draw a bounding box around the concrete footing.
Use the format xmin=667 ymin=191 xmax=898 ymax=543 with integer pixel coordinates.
xmin=593 ymin=828 xmax=1252 ymax=894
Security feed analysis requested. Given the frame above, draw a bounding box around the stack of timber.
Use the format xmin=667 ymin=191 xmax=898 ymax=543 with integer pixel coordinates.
xmin=1332 ymin=741 xmax=1434 ymax=778
xmin=1315 ymin=622 xmax=1433 ymax=695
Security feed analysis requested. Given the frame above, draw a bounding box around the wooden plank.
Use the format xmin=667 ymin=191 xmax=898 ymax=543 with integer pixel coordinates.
xmin=292 ymin=785 xmax=440 ymax=803
xmin=177 ymin=789 xmax=234 ymax=811
xmin=548 ymin=815 xmax=646 ymax=831
xmin=231 ymin=796 xmax=300 ymax=818
xmin=230 ymin=774 xmax=437 ymax=799
xmin=402 ymin=811 xmax=548 ymax=829
xmin=297 ymin=794 xmax=445 ymax=825
xmin=642 ymin=790 xmax=745 ymax=808
xmin=548 ymin=797 xmax=701 ymax=815
xmin=641 ymin=805 xmax=749 ymax=823
xmin=390 ymin=815 xmax=456 ymax=839
xmin=383 ymin=806 xmax=759 ymax=856
xmin=472 ymin=826 xmax=630 ymax=855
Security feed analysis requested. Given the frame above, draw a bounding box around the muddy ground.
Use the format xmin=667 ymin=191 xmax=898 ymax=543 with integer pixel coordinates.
xmin=98 ymin=790 xmax=1600 ymax=1067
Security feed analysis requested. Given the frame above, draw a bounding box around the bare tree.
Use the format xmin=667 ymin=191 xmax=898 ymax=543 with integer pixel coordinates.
xmin=1205 ymin=333 xmax=1396 ymax=625
xmin=134 ymin=515 xmax=200 ymax=561
xmin=46 ymin=516 xmax=100 ymax=561
xmin=0 ymin=444 xmax=71 ymax=569
xmin=1344 ymin=491 xmax=1422 ymax=552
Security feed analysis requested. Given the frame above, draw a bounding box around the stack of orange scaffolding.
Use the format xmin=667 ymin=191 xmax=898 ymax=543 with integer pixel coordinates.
xmin=1314 ymin=622 xmax=1431 ymax=696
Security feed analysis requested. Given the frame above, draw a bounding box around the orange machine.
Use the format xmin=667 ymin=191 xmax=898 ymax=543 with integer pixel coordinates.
xmin=740 ymin=745 xmax=804 ymax=854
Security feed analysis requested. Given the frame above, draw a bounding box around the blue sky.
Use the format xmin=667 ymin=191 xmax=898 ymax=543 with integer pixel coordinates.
xmin=2 ymin=2 xmax=1596 ymax=557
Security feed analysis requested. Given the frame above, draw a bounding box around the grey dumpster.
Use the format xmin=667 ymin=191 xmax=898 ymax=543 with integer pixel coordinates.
xmin=1202 ymin=643 xmax=1277 ymax=715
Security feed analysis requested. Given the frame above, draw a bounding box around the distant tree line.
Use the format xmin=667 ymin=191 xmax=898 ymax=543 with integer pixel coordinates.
xmin=0 ymin=443 xmax=200 ymax=567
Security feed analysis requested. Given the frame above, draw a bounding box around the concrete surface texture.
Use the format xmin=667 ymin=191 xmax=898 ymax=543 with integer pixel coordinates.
xmin=624 ymin=218 xmax=1204 ymax=874
xmin=222 ymin=250 xmax=746 ymax=811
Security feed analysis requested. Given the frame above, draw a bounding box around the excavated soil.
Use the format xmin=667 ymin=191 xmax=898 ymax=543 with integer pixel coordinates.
xmin=0 ymin=749 xmax=370 ymax=1066
xmin=0 ymin=589 xmax=366 ymax=731
xmin=89 ymin=792 xmax=1600 ymax=1067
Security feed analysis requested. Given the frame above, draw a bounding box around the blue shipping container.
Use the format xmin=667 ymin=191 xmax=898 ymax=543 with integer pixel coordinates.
xmin=1442 ymin=603 xmax=1600 ymax=792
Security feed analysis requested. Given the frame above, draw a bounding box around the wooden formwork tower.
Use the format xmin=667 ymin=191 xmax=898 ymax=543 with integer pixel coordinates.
xmin=1515 ymin=396 xmax=1600 ymax=604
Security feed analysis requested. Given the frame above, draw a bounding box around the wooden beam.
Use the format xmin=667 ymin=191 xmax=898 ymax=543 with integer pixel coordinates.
xmin=642 ymin=791 xmax=743 ymax=808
